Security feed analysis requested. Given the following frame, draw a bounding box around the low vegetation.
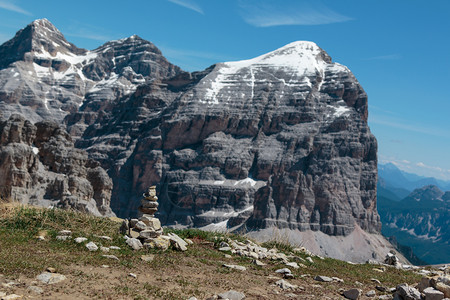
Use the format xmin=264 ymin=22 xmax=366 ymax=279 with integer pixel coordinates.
xmin=0 ymin=201 xmax=422 ymax=299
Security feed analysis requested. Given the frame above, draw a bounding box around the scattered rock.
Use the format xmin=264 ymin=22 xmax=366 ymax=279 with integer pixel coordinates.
xmin=285 ymin=262 xmax=299 ymax=269
xmin=284 ymin=273 xmax=295 ymax=279
xmin=219 ymin=247 xmax=232 ymax=252
xmin=36 ymin=272 xmax=66 ymax=284
xmin=275 ymin=279 xmax=297 ymax=290
xmin=371 ymin=278 xmax=381 ymax=285
xmin=85 ymin=241 xmax=98 ymax=251
xmin=423 ymin=287 xmax=444 ymax=300
xmin=253 ymin=259 xmax=266 ymax=266
xmin=58 ymin=230 xmax=72 ymax=236
xmin=2 ymin=294 xmax=22 ymax=300
xmin=109 ymin=246 xmax=121 ymax=250
xmin=223 ymin=264 xmax=246 ymax=271
xmin=74 ymin=237 xmax=88 ymax=243
xmin=185 ymin=238 xmax=193 ymax=245
xmin=366 ymin=290 xmax=376 ymax=297
xmin=376 ymin=286 xmax=387 ymax=292
xmin=314 ymin=275 xmax=333 ymax=282
xmin=343 ymin=288 xmax=361 ymax=300
xmin=141 ymin=255 xmax=155 ymax=262
xmin=125 ymin=238 xmax=143 ymax=250
xmin=167 ymin=233 xmax=188 ymax=251
xmin=128 ymin=273 xmax=137 ymax=279
xmin=27 ymin=286 xmax=44 ymax=294
xmin=98 ymin=235 xmax=112 ymax=241
xmin=275 ymin=268 xmax=292 ymax=275
xmin=394 ymin=283 xmax=421 ymax=300
xmin=385 ymin=252 xmax=401 ymax=268
xmin=56 ymin=235 xmax=71 ymax=241
xmin=46 ymin=267 xmax=56 ymax=273
xmin=217 ymin=290 xmax=245 ymax=300
xmin=102 ymin=255 xmax=119 ymax=261
xmin=306 ymin=257 xmax=314 ymax=263
xmin=100 ymin=246 xmax=110 ymax=252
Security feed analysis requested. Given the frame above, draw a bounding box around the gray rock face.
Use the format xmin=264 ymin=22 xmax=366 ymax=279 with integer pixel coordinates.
xmin=0 ymin=20 xmax=380 ymax=242
xmin=81 ymin=41 xmax=379 ymax=237
xmin=0 ymin=114 xmax=113 ymax=216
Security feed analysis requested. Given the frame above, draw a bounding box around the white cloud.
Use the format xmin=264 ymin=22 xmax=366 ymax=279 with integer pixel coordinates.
xmin=167 ymin=0 xmax=203 ymax=14
xmin=0 ymin=0 xmax=31 ymax=15
xmin=380 ymin=156 xmax=450 ymax=181
xmin=239 ymin=0 xmax=352 ymax=27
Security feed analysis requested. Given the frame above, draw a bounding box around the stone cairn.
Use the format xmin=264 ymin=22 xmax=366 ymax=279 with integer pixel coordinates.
xmin=121 ymin=186 xmax=165 ymax=249
xmin=121 ymin=186 xmax=189 ymax=251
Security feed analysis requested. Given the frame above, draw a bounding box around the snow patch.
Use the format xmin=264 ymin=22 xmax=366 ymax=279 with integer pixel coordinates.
xmin=201 ymin=41 xmax=330 ymax=104
xmin=234 ymin=178 xmax=258 ymax=187
xmin=32 ymin=147 xmax=39 ymax=155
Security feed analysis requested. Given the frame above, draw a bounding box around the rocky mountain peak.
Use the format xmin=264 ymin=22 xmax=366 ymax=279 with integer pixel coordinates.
xmin=406 ymin=185 xmax=445 ymax=202
xmin=0 ymin=19 xmax=85 ymax=69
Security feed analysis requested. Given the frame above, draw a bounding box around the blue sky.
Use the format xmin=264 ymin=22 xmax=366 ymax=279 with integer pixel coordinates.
xmin=0 ymin=0 xmax=449 ymax=180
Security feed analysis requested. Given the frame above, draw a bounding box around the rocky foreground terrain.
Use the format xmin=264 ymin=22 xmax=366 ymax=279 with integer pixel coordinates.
xmin=0 ymin=203 xmax=449 ymax=300
xmin=0 ymin=19 xmax=390 ymax=262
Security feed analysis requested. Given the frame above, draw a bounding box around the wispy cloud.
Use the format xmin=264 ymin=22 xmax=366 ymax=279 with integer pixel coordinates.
xmin=158 ymin=45 xmax=237 ymax=71
xmin=167 ymin=0 xmax=203 ymax=14
xmin=65 ymin=31 xmax=112 ymax=42
xmin=0 ymin=0 xmax=31 ymax=15
xmin=239 ymin=0 xmax=352 ymax=27
xmin=369 ymin=115 xmax=450 ymax=139
xmin=365 ymin=54 xmax=402 ymax=61
xmin=63 ymin=21 xmax=115 ymax=43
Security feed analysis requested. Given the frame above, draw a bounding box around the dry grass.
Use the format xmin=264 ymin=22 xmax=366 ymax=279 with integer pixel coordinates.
xmin=0 ymin=203 xmax=423 ymax=299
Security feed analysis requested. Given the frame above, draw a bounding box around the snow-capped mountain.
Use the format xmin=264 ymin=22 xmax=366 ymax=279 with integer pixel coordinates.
xmin=0 ymin=19 xmax=393 ymax=263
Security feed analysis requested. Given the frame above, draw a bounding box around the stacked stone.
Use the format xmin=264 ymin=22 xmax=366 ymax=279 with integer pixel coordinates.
xmin=139 ymin=186 xmax=159 ymax=216
xmin=122 ymin=186 xmax=168 ymax=249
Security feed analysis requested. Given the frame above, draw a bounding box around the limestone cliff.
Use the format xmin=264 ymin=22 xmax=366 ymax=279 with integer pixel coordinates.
xmin=0 ymin=20 xmax=383 ymax=261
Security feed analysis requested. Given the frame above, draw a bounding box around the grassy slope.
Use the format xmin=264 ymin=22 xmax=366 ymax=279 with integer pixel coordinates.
xmin=0 ymin=203 xmax=422 ymax=299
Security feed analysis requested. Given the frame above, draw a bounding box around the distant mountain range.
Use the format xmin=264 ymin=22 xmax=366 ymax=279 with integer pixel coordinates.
xmin=378 ymin=163 xmax=450 ymax=197
xmin=377 ymin=163 xmax=450 ymax=264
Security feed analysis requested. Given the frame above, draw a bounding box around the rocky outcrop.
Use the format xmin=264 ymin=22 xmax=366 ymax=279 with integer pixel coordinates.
xmin=0 ymin=114 xmax=113 ymax=216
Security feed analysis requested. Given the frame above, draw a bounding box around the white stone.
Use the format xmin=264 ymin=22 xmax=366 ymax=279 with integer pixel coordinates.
xmin=275 ymin=279 xmax=297 ymax=290
xmin=285 ymin=262 xmax=300 ymax=269
xmin=74 ymin=237 xmax=88 ymax=243
xmin=423 ymin=287 xmax=444 ymax=300
xmin=223 ymin=264 xmax=246 ymax=271
xmin=85 ymin=241 xmax=98 ymax=251
xmin=102 ymin=255 xmax=119 ymax=261
xmin=36 ymin=272 xmax=66 ymax=284
xmin=126 ymin=238 xmax=143 ymax=250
